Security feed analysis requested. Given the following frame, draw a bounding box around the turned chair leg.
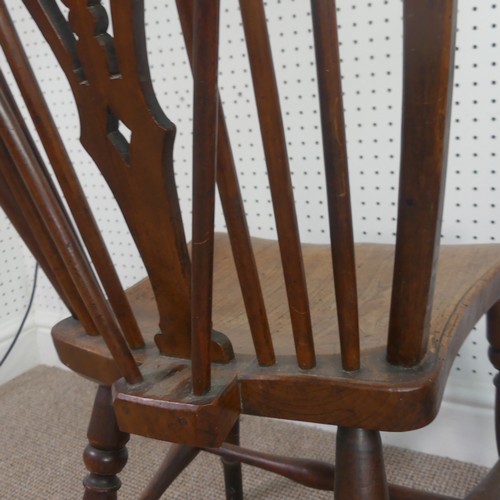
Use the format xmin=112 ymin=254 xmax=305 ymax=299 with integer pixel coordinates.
xmin=83 ymin=385 xmax=129 ymax=499
xmin=334 ymin=427 xmax=389 ymax=500
xmin=487 ymin=300 xmax=500 ymax=456
xmin=221 ymin=419 xmax=243 ymax=500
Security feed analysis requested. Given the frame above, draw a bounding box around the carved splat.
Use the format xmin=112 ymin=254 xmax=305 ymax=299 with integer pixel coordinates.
xmin=23 ymin=0 xmax=232 ymax=361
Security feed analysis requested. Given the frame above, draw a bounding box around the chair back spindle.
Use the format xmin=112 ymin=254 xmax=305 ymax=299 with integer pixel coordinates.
xmin=191 ymin=0 xmax=221 ymax=395
xmin=0 ymin=71 xmax=97 ymax=333
xmin=0 ymin=81 xmax=142 ymax=385
xmin=175 ymin=0 xmax=275 ymax=368
xmin=311 ymin=0 xmax=360 ymax=371
xmin=0 ymin=0 xmax=144 ymax=349
xmin=240 ymin=0 xmax=315 ymax=370
xmin=0 ymin=156 xmax=72 ymax=313
xmin=0 ymin=138 xmax=93 ymax=329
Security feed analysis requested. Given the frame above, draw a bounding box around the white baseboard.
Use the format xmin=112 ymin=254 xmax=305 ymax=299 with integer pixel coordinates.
xmin=0 ymin=319 xmax=40 ymax=385
xmin=381 ymin=398 xmax=495 ymax=467
xmin=0 ymin=311 xmax=69 ymax=380
xmin=35 ymin=311 xmax=68 ymax=370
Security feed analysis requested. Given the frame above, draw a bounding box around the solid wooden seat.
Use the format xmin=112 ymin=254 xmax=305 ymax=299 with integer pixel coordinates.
xmin=213 ymin=236 xmax=500 ymax=361
xmin=56 ymin=235 xmax=500 ymax=359
xmin=53 ymin=233 xmax=500 ymax=435
xmin=1 ymin=0 xmax=499 ymax=498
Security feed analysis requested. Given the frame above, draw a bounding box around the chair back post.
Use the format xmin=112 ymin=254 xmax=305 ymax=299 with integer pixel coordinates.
xmin=0 ymin=71 xmax=97 ymax=333
xmin=387 ymin=0 xmax=458 ymax=366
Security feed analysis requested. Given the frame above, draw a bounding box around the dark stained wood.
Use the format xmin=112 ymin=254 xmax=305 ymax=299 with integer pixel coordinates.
xmin=175 ymin=0 xmax=275 ymax=368
xmin=24 ymin=0 xmax=193 ymax=358
xmin=53 ymin=235 xmax=500 ymax=431
xmin=464 ymin=458 xmax=500 ymax=499
xmin=238 ymin=352 xmax=447 ymax=432
xmin=239 ymin=0 xmax=315 ymax=369
xmin=190 ymin=0 xmax=221 ymax=395
xmin=140 ymin=445 xmax=200 ymax=500
xmin=213 ymin=443 xmax=457 ymax=499
xmin=2 ymin=1 xmax=499 ymax=498
xmin=0 ymin=145 xmax=76 ymax=317
xmin=207 ymin=441 xmax=335 ymax=491
xmin=83 ymin=385 xmax=130 ymax=499
xmin=220 ymin=420 xmax=243 ymax=500
xmin=0 ymin=0 xmax=144 ymax=349
xmin=0 ymin=79 xmax=142 ymax=385
xmin=334 ymin=427 xmax=389 ymax=499
xmin=145 ymin=438 xmax=456 ymax=498
xmin=387 ymin=0 xmax=458 ymax=366
xmin=311 ymin=0 xmax=360 ymax=371
xmin=487 ymin=300 xmax=500 ymax=455
xmin=113 ymin=356 xmax=240 ymax=448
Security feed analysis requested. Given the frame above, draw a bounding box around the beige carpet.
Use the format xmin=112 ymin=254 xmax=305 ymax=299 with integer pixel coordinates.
xmin=0 ymin=366 xmax=488 ymax=499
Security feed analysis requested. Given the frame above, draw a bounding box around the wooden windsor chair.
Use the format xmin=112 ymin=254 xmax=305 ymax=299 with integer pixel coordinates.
xmin=0 ymin=0 xmax=499 ymax=498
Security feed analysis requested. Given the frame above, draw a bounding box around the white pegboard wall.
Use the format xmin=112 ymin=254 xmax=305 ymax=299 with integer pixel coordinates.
xmin=0 ymin=1 xmax=498 ymax=390
xmin=0 ymin=212 xmax=35 ymax=330
xmin=441 ymin=1 xmax=499 ymax=387
xmin=444 ymin=2 xmax=499 ymax=244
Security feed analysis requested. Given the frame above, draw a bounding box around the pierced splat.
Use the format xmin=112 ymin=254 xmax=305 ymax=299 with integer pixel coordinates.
xmin=63 ymin=0 xmax=120 ymax=79
xmin=106 ymin=109 xmax=130 ymax=164
xmin=23 ymin=0 xmax=232 ymax=361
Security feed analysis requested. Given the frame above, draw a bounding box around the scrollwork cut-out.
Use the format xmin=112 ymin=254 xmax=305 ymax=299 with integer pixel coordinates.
xmin=24 ymin=0 xmax=202 ymax=358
